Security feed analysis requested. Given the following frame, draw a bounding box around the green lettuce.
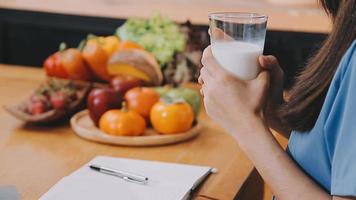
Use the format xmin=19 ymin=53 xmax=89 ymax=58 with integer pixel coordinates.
xmin=116 ymin=13 xmax=186 ymax=66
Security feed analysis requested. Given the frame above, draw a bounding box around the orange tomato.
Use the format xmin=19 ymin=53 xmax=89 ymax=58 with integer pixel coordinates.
xmin=82 ymin=42 xmax=111 ymax=81
xmin=99 ymin=109 xmax=146 ymax=136
xmin=60 ymin=48 xmax=92 ymax=81
xmin=124 ymin=87 xmax=160 ymax=119
xmin=117 ymin=41 xmax=142 ymax=52
xmin=150 ymin=101 xmax=194 ymax=134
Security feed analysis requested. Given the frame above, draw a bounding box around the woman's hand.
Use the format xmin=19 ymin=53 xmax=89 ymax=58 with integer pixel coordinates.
xmin=258 ymin=55 xmax=290 ymax=136
xmin=259 ymin=55 xmax=284 ymax=114
xmin=199 ymin=45 xmax=289 ymax=136
xmin=199 ymin=46 xmax=270 ymax=135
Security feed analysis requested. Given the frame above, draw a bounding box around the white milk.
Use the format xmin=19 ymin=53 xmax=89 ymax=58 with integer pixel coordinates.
xmin=211 ymin=41 xmax=263 ymax=80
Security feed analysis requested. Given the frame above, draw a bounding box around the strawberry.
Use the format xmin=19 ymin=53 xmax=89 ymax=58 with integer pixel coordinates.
xmin=50 ymin=91 xmax=69 ymax=110
xmin=27 ymin=101 xmax=48 ymax=115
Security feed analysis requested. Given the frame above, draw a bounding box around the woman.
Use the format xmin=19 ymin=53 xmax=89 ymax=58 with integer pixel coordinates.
xmin=199 ymin=0 xmax=356 ymax=199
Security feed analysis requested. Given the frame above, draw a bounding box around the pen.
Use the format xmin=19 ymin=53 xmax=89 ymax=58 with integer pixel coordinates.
xmin=89 ymin=164 xmax=149 ymax=184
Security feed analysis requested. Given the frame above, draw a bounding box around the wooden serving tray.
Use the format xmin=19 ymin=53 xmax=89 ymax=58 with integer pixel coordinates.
xmin=70 ymin=110 xmax=202 ymax=146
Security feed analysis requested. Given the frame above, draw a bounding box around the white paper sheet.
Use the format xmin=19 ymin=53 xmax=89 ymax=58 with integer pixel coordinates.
xmin=40 ymin=156 xmax=215 ymax=200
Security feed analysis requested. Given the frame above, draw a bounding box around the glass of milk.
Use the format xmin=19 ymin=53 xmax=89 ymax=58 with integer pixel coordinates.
xmin=209 ymin=12 xmax=268 ymax=80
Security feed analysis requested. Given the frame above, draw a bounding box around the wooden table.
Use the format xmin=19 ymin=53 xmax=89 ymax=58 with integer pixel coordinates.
xmin=0 ymin=64 xmax=254 ymax=200
xmin=0 ymin=0 xmax=331 ymax=33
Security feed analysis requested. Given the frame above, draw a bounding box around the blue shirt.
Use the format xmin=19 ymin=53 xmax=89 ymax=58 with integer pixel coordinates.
xmin=288 ymin=40 xmax=356 ymax=196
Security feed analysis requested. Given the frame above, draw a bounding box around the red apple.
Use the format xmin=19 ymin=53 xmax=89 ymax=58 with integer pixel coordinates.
xmin=87 ymin=88 xmax=123 ymax=126
xmin=110 ymin=75 xmax=144 ymax=95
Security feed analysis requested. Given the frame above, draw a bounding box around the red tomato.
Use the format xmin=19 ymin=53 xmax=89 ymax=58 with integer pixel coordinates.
xmin=60 ymin=48 xmax=92 ymax=81
xmin=124 ymin=87 xmax=160 ymax=119
xmin=43 ymin=52 xmax=68 ymax=78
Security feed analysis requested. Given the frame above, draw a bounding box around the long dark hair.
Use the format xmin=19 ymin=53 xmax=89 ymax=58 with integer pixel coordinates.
xmin=278 ymin=0 xmax=356 ymax=132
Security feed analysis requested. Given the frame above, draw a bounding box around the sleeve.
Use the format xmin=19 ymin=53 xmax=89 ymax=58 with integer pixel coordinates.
xmin=324 ymin=41 xmax=356 ymax=196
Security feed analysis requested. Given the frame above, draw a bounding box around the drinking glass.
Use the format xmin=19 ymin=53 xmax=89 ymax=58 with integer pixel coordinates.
xmin=209 ymin=12 xmax=268 ymax=80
